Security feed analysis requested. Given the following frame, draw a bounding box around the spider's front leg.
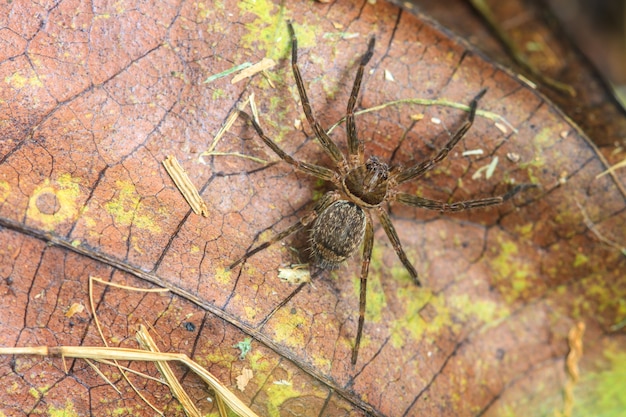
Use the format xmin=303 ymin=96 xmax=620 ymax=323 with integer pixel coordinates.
xmin=394 ymin=183 xmax=536 ymax=212
xmin=392 ymin=88 xmax=487 ymax=185
xmin=238 ymin=111 xmax=335 ymax=181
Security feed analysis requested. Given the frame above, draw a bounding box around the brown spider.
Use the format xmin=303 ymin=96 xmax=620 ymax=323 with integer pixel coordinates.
xmin=230 ymin=22 xmax=532 ymax=365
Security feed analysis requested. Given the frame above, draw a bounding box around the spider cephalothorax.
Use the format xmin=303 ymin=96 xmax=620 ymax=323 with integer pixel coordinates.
xmin=343 ymin=156 xmax=390 ymax=207
xmin=229 ymin=22 xmax=532 ymax=365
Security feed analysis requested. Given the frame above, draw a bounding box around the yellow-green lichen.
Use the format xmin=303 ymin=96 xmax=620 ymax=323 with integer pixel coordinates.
xmin=247 ymin=350 xmax=273 ymax=373
xmin=448 ymin=293 xmax=510 ymax=325
xmin=104 ymin=180 xmax=162 ymax=233
xmin=28 ymin=387 xmax=40 ymax=399
xmin=195 ymin=1 xmax=220 ymax=21
xmin=271 ymin=308 xmax=307 ymax=348
xmin=265 ymin=377 xmax=304 ymax=417
xmin=575 ymin=345 xmax=626 ymax=416
xmin=7 ymin=382 xmax=19 ymax=394
xmin=5 ymin=70 xmax=43 ymax=89
xmin=0 ymin=180 xmax=10 ymax=204
xmin=514 ymin=222 xmax=534 ymax=239
xmin=573 ymin=252 xmax=589 ymax=267
xmin=214 ymin=266 xmax=232 ymax=284
xmin=200 ymin=348 xmax=239 ymax=370
xmin=389 ymin=288 xmax=451 ymax=348
xmin=26 ymin=173 xmax=82 ymax=231
xmin=238 ymin=1 xmax=319 ymax=61
xmin=48 ymin=399 xmax=78 ymax=417
xmin=212 ymin=88 xmax=225 ymax=100
xmin=238 ymin=0 xmax=291 ymax=61
xmin=488 ymin=238 xmax=534 ymax=303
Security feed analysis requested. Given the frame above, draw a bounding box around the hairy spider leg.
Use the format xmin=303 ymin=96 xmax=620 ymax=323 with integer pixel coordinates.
xmin=376 ymin=207 xmax=420 ymax=284
xmin=238 ymin=111 xmax=335 ymax=181
xmin=287 ymin=22 xmax=347 ymax=170
xmin=346 ymin=36 xmax=376 ymax=165
xmin=353 ymin=213 xmax=374 ymax=365
xmin=394 ymin=183 xmax=536 ymax=211
xmin=392 ymin=88 xmax=487 ymax=185
xmin=227 ymin=191 xmax=340 ymax=270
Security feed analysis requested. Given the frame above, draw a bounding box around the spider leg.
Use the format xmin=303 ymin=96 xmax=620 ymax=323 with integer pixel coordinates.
xmin=346 ymin=36 xmax=375 ymax=164
xmin=394 ymin=184 xmax=535 ymax=212
xmin=352 ymin=212 xmax=374 ymax=365
xmin=287 ymin=22 xmax=347 ymax=168
xmin=393 ymin=88 xmax=487 ymax=185
xmin=239 ymin=111 xmax=335 ymax=181
xmin=376 ymin=207 xmax=421 ymax=286
xmin=228 ymin=191 xmax=340 ymax=270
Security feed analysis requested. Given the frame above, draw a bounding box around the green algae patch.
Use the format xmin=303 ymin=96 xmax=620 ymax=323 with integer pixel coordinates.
xmin=26 ymin=174 xmax=82 ymax=231
xmin=574 ymin=344 xmax=626 ymax=417
xmin=487 ymin=238 xmax=535 ymax=303
xmin=48 ymin=399 xmax=78 ymax=417
xmin=28 ymin=387 xmax=40 ymax=400
xmin=514 ymin=222 xmax=535 ymax=239
xmin=198 ymin=347 xmax=239 ymax=372
xmin=265 ymin=379 xmax=304 ymax=417
xmin=104 ymin=180 xmax=162 ymax=233
xmin=387 ymin=285 xmax=510 ymax=351
xmin=448 ymin=293 xmax=510 ymax=324
xmin=247 ymin=350 xmax=273 ymax=373
xmin=0 ymin=180 xmax=10 ymax=204
xmin=238 ymin=0 xmax=290 ymax=61
xmin=388 ymin=287 xmax=439 ymax=347
xmin=5 ymin=70 xmax=44 ymax=89
xmin=271 ymin=308 xmax=307 ymax=348
xmin=573 ymin=252 xmax=589 ymax=267
xmin=212 ymin=88 xmax=225 ymax=100
xmin=524 ymin=126 xmax=559 ymax=169
xmin=214 ymin=266 xmax=233 ymax=285
xmin=237 ymin=1 xmax=319 ymax=63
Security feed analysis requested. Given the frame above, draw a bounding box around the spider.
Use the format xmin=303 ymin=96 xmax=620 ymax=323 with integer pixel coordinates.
xmin=230 ymin=22 xmax=532 ymax=365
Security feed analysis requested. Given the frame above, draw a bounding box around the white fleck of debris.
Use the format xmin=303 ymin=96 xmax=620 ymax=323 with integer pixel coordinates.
xmin=507 ymin=152 xmax=520 ymax=163
xmin=384 ymin=69 xmax=394 ymax=82
xmin=462 ymin=149 xmax=484 ymax=157
xmin=278 ymin=265 xmax=311 ymax=284
xmin=485 ymin=156 xmax=499 ymax=179
xmin=274 ymin=380 xmax=292 ymax=386
xmin=342 ymin=32 xmax=360 ymax=40
xmin=431 ymin=117 xmax=441 ymax=125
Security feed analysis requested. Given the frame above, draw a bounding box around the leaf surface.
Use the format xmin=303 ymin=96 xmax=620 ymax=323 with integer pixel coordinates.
xmin=0 ymin=1 xmax=624 ymax=416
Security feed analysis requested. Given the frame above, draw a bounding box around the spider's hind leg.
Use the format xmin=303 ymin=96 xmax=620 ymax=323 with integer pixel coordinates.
xmin=228 ymin=191 xmax=340 ymax=270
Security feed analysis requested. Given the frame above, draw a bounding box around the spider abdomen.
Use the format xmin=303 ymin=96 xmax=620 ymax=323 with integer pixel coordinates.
xmin=310 ymin=200 xmax=367 ymax=269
